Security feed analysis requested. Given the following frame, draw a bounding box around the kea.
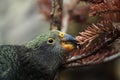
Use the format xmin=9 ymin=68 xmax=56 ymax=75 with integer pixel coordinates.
xmin=0 ymin=30 xmax=77 ymax=80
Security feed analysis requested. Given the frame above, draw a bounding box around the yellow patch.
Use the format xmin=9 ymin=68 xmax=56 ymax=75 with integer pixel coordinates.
xmin=59 ymin=32 xmax=65 ymax=38
xmin=61 ymin=42 xmax=74 ymax=52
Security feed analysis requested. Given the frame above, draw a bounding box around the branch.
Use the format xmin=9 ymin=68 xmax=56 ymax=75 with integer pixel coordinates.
xmin=66 ymin=34 xmax=120 ymax=64
xmin=64 ymin=51 xmax=120 ymax=68
xmin=50 ymin=0 xmax=63 ymax=30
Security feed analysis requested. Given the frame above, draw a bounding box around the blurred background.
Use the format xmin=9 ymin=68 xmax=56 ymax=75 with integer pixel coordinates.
xmin=0 ymin=0 xmax=49 ymax=44
xmin=0 ymin=0 xmax=120 ymax=80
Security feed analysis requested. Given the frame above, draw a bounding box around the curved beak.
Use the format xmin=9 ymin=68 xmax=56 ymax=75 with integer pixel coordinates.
xmin=61 ymin=34 xmax=78 ymax=52
xmin=64 ymin=34 xmax=78 ymax=44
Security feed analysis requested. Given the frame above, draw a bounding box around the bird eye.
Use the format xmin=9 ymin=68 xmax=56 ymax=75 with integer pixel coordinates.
xmin=47 ymin=38 xmax=55 ymax=44
xmin=59 ymin=32 xmax=65 ymax=38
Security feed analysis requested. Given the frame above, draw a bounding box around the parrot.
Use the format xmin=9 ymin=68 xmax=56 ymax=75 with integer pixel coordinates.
xmin=0 ymin=30 xmax=77 ymax=80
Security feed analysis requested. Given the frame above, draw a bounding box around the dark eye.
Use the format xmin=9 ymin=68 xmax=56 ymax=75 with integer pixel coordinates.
xmin=47 ymin=38 xmax=55 ymax=44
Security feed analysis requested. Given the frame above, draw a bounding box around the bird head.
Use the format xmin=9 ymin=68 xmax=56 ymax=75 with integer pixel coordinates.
xmin=25 ymin=30 xmax=77 ymax=77
xmin=26 ymin=30 xmax=77 ymax=57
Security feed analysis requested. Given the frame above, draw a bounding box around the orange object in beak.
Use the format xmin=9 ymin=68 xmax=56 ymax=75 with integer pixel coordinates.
xmin=61 ymin=42 xmax=75 ymax=52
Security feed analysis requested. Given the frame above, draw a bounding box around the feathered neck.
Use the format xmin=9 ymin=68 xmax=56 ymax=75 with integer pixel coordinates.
xmin=17 ymin=47 xmax=61 ymax=80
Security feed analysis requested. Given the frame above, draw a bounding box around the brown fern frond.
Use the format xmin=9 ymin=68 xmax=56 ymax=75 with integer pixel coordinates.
xmin=64 ymin=20 xmax=120 ymax=67
xmin=76 ymin=20 xmax=116 ymax=46
xmin=89 ymin=0 xmax=120 ymax=22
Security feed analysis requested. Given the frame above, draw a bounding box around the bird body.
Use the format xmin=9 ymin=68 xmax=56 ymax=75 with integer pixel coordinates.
xmin=0 ymin=30 xmax=76 ymax=80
